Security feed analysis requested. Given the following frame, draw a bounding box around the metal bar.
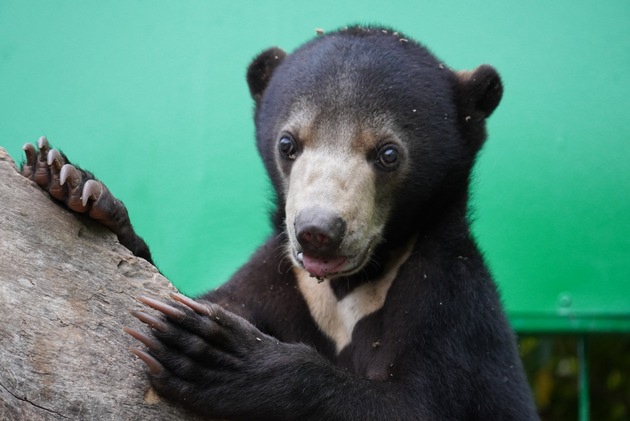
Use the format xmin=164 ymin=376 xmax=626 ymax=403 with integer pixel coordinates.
xmin=578 ymin=335 xmax=590 ymax=421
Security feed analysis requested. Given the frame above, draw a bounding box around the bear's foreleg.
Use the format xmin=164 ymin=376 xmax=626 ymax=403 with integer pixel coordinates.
xmin=126 ymin=293 xmax=415 ymax=421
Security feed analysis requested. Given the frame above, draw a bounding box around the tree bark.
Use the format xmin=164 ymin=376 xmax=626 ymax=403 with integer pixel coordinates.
xmin=0 ymin=147 xmax=203 ymax=420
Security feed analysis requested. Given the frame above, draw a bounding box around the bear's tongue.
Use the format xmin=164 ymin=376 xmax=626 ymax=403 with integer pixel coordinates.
xmin=302 ymin=254 xmax=348 ymax=278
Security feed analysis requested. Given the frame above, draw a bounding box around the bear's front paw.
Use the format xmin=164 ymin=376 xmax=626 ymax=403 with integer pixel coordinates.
xmin=22 ymin=136 xmax=110 ymax=214
xmin=21 ymin=137 xmax=152 ymax=261
xmin=125 ymin=293 xmax=279 ymax=416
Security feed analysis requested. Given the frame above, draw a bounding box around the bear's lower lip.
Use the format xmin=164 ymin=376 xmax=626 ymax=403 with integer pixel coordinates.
xmin=298 ymin=252 xmax=349 ymax=278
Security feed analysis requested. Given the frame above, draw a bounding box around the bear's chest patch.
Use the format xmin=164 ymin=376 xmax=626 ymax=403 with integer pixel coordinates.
xmin=295 ymin=240 xmax=415 ymax=353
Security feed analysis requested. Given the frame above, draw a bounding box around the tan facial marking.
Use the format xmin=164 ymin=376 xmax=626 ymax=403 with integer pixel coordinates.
xmin=278 ymin=106 xmax=402 ymax=274
xmin=295 ymin=237 xmax=416 ymax=353
xmin=285 ymin=144 xmax=380 ymax=254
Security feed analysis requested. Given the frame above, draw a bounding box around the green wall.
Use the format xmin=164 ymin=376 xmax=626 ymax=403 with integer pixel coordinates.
xmin=2 ymin=1 xmax=629 ymax=332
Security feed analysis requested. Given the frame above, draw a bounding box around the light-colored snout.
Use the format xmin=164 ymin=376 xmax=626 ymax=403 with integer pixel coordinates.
xmin=284 ymin=148 xmax=387 ymax=278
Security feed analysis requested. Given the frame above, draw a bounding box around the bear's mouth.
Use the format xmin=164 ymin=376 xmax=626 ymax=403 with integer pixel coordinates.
xmin=297 ymin=252 xmax=348 ymax=279
xmin=292 ymin=239 xmax=376 ymax=281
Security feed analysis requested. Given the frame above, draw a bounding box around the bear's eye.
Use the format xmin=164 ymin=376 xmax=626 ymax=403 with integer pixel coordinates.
xmin=278 ymin=135 xmax=298 ymax=160
xmin=375 ymin=145 xmax=400 ymax=170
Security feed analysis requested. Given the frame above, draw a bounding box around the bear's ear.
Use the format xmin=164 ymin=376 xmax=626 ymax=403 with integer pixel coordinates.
xmin=247 ymin=47 xmax=287 ymax=102
xmin=455 ymin=65 xmax=503 ymax=119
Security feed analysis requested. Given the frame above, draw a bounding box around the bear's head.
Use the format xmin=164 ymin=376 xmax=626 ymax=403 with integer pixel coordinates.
xmin=246 ymin=26 xmax=502 ymax=280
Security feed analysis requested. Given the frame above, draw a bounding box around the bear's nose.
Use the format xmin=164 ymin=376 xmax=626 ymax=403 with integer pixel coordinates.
xmin=295 ymin=208 xmax=346 ymax=257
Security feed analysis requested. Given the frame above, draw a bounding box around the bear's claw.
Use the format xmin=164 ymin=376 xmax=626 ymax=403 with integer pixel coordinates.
xmin=21 ymin=142 xmax=37 ymax=175
xmin=130 ymin=347 xmax=164 ymax=375
xmin=82 ymin=179 xmax=103 ymax=206
xmin=171 ymin=292 xmax=211 ymax=315
xmin=60 ymin=164 xmax=91 ymax=212
xmin=44 ymin=149 xmax=66 ymax=200
xmin=123 ymin=326 xmax=161 ymax=349
xmin=130 ymin=310 xmax=168 ymax=332
xmin=137 ymin=295 xmax=186 ymax=320
xmin=47 ymin=148 xmax=61 ymax=166
xmin=59 ymin=164 xmax=80 ymax=188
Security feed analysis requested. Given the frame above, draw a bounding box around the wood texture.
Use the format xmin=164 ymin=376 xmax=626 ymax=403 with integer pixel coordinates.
xmin=0 ymin=147 xmax=202 ymax=420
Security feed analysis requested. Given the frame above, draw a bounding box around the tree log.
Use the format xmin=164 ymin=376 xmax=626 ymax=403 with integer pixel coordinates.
xmin=0 ymin=147 xmax=203 ymax=420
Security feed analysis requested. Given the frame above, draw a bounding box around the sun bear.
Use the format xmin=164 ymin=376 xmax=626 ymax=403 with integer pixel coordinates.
xmin=21 ymin=25 xmax=538 ymax=420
